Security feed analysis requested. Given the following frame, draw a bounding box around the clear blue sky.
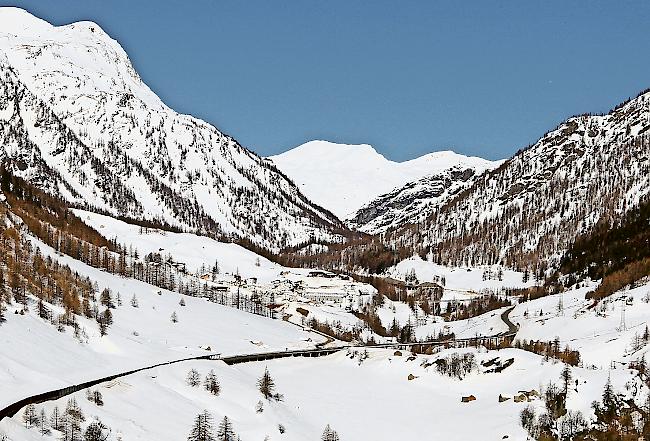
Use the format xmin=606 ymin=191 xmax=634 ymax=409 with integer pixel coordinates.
xmin=4 ymin=1 xmax=650 ymax=161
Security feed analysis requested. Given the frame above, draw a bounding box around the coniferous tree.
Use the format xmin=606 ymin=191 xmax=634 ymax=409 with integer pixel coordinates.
xmin=50 ymin=405 xmax=63 ymax=431
xmin=321 ymin=424 xmax=340 ymax=441
xmin=84 ymin=419 xmax=110 ymax=441
xmin=204 ymin=370 xmax=220 ymax=396
xmin=39 ymin=408 xmax=50 ymax=436
xmin=171 ymin=311 xmax=179 ymax=323
xmin=216 ymin=415 xmax=235 ymax=441
xmin=560 ymin=364 xmax=572 ymax=395
xmin=22 ymin=403 xmax=37 ymax=428
xmin=130 ymin=294 xmax=139 ymax=308
xmin=188 ymin=410 xmax=215 ymax=441
xmin=187 ymin=369 xmax=201 ymax=387
xmin=63 ymin=397 xmax=85 ymax=441
xmin=257 ymin=367 xmax=278 ymax=400
xmin=100 ymin=289 xmax=114 ymax=309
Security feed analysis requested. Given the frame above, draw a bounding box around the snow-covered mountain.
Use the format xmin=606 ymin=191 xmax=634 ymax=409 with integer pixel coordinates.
xmin=389 ymin=88 xmax=650 ymax=273
xmin=269 ymin=139 xmax=498 ymax=221
xmin=348 ymin=164 xmax=499 ymax=234
xmin=0 ymin=7 xmax=344 ymax=251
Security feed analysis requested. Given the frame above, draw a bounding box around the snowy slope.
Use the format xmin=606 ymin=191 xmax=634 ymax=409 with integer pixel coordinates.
xmin=73 ymin=209 xmax=292 ymax=284
xmin=1 ymin=347 xmax=632 ymax=441
xmin=349 ymin=164 xmax=500 ymax=233
xmin=389 ymin=89 xmax=650 ymax=270
xmin=0 ymin=232 xmax=322 ymax=410
xmin=0 ymin=7 xmax=343 ymax=251
xmin=269 ymin=140 xmax=498 ymax=220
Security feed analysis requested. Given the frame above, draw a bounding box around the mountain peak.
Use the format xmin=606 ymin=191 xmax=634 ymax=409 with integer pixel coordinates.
xmin=0 ymin=9 xmax=344 ymax=251
xmin=0 ymin=7 xmax=52 ymax=35
xmin=269 ymin=140 xmax=498 ymax=219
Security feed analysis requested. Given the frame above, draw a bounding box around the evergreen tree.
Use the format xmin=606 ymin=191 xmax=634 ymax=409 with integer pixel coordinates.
xmin=560 ymin=364 xmax=572 ymax=394
xmin=100 ymin=289 xmax=114 ymax=309
xmin=171 ymin=311 xmax=179 ymax=323
xmin=204 ymin=370 xmax=220 ymax=396
xmin=39 ymin=408 xmax=50 ymax=436
xmin=63 ymin=397 xmax=85 ymax=441
xmin=22 ymin=403 xmax=37 ymax=428
xmin=130 ymin=294 xmax=139 ymax=308
xmin=321 ymin=424 xmax=340 ymax=441
xmin=187 ymin=369 xmax=201 ymax=387
xmin=216 ymin=415 xmax=235 ymax=441
xmin=50 ymin=405 xmax=63 ymax=431
xmin=257 ymin=367 xmax=278 ymax=400
xmin=188 ymin=410 xmax=215 ymax=441
xmin=84 ymin=420 xmax=110 ymax=441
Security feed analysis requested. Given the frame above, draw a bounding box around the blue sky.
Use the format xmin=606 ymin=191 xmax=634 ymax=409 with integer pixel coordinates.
xmin=3 ymin=1 xmax=650 ymax=161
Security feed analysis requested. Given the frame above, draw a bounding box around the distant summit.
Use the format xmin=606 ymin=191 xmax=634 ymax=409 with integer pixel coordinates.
xmin=269 ymin=140 xmax=498 ymax=220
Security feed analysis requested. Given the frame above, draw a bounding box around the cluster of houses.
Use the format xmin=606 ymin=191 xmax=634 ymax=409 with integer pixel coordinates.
xmin=195 ymin=268 xmax=376 ymax=313
xmin=273 ymin=270 xmax=375 ymax=312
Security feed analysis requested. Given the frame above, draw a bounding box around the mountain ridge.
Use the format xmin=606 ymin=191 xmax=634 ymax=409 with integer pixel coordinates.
xmin=269 ymin=139 xmax=499 ymax=220
xmin=0 ymin=7 xmax=346 ymax=252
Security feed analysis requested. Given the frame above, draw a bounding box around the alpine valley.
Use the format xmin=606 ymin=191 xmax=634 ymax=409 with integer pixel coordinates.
xmin=1 ymin=7 xmax=650 ymax=441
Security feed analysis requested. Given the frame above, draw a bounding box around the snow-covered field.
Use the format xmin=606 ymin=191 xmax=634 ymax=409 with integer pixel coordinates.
xmin=74 ymin=210 xmax=291 ymax=284
xmin=390 ymin=256 xmax=537 ymax=292
xmin=510 ymin=281 xmax=650 ymax=367
xmin=1 ymin=347 xmax=631 ymax=441
xmin=0 ymin=234 xmax=323 ymax=410
xmin=4 ymin=230 xmax=650 ymax=440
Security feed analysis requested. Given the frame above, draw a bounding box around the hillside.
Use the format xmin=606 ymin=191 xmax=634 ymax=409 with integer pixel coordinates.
xmin=349 ymin=165 xmax=495 ymax=234
xmin=0 ymin=7 xmax=344 ymax=252
xmin=269 ymin=140 xmax=497 ymax=221
xmin=386 ymin=89 xmax=650 ymax=274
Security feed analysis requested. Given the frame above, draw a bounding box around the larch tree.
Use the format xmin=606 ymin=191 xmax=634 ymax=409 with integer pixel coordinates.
xmin=204 ymin=370 xmax=220 ymax=396
xmin=188 ymin=410 xmax=215 ymax=441
xmin=84 ymin=419 xmax=111 ymax=441
xmin=560 ymin=364 xmax=572 ymax=395
xmin=39 ymin=408 xmax=50 ymax=436
xmin=50 ymin=405 xmax=63 ymax=431
xmin=216 ymin=415 xmax=235 ymax=441
xmin=63 ymin=397 xmax=85 ymax=441
xmin=322 ymin=424 xmax=340 ymax=441
xmin=257 ymin=367 xmax=280 ymax=400
xmin=187 ymin=368 xmax=201 ymax=387
xmin=22 ymin=403 xmax=37 ymax=428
